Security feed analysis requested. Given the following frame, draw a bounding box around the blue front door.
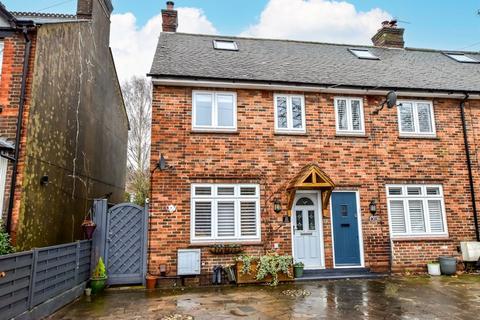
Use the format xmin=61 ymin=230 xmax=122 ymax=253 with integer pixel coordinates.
xmin=331 ymin=192 xmax=361 ymax=266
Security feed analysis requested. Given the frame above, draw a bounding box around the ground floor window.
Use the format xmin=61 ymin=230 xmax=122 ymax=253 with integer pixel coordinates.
xmin=386 ymin=184 xmax=447 ymax=237
xmin=190 ymin=184 xmax=260 ymax=242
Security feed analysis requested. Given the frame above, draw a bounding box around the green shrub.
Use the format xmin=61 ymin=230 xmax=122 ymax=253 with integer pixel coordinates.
xmin=92 ymin=257 xmax=107 ymax=279
xmin=0 ymin=225 xmax=15 ymax=255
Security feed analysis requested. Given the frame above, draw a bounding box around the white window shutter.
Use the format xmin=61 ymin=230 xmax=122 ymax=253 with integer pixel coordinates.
xmin=417 ymin=103 xmax=433 ymax=133
xmin=217 ymin=201 xmax=235 ymax=237
xmin=337 ymin=99 xmax=348 ymax=130
xmin=351 ymin=100 xmax=362 ymax=131
xmin=428 ymin=200 xmax=444 ymax=233
xmin=408 ymin=200 xmax=426 ymax=233
xmin=240 ymin=201 xmax=257 ymax=236
xmin=194 ymin=201 xmax=212 ymax=237
xmin=399 ymin=103 xmax=415 ymax=132
xmin=389 ymin=200 xmax=406 ymax=234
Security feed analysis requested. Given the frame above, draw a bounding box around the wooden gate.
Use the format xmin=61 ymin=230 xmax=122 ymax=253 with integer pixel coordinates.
xmin=92 ymin=200 xmax=148 ymax=285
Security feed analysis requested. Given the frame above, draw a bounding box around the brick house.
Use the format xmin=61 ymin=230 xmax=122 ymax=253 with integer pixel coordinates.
xmin=148 ymin=3 xmax=480 ymax=276
xmin=0 ymin=0 xmax=129 ymax=250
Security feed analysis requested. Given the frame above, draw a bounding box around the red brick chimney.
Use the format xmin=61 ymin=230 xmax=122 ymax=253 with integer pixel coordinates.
xmin=162 ymin=1 xmax=178 ymax=32
xmin=371 ymin=20 xmax=405 ymax=48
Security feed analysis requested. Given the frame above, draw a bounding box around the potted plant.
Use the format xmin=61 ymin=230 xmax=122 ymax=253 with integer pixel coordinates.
xmin=235 ymin=252 xmax=294 ymax=286
xmin=427 ymin=261 xmax=441 ymax=276
xmin=81 ymin=211 xmax=96 ymax=240
xmin=293 ymin=262 xmax=304 ymax=278
xmin=146 ymin=274 xmax=158 ymax=289
xmin=90 ymin=257 xmax=107 ymax=294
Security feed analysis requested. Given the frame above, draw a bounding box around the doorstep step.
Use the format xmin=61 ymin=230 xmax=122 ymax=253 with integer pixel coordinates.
xmin=296 ymin=268 xmax=389 ymax=281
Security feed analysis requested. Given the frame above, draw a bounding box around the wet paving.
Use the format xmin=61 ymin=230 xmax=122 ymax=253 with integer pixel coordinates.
xmin=49 ymin=275 xmax=480 ymax=320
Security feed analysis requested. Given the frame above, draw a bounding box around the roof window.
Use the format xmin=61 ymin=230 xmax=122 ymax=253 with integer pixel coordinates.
xmin=213 ymin=40 xmax=238 ymax=51
xmin=444 ymin=52 xmax=479 ymax=63
xmin=349 ymin=48 xmax=379 ymax=60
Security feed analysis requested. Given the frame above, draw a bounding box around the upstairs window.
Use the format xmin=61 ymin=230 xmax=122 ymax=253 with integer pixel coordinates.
xmin=274 ymin=94 xmax=306 ymax=133
xmin=349 ymin=48 xmax=379 ymax=60
xmin=213 ymin=40 xmax=238 ymax=51
xmin=444 ymin=52 xmax=479 ymax=63
xmin=397 ymin=101 xmax=436 ymax=137
xmin=387 ymin=185 xmax=447 ymax=238
xmin=334 ymin=97 xmax=365 ymax=135
xmin=192 ymin=91 xmax=237 ymax=131
xmin=191 ymin=184 xmax=260 ymax=242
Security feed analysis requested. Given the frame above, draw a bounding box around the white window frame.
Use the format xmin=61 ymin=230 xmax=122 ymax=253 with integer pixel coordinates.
xmin=0 ymin=41 xmax=4 ymax=80
xmin=334 ymin=97 xmax=365 ymax=135
xmin=192 ymin=91 xmax=237 ymax=132
xmin=190 ymin=184 xmax=261 ymax=243
xmin=274 ymin=94 xmax=306 ymax=134
xmin=386 ymin=184 xmax=448 ymax=238
xmin=397 ymin=100 xmax=436 ymax=138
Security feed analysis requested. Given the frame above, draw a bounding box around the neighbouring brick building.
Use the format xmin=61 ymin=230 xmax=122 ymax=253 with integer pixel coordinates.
xmin=148 ymin=3 xmax=480 ymax=277
xmin=0 ymin=0 xmax=129 ymax=250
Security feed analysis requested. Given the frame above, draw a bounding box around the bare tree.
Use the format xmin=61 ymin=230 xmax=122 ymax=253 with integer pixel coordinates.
xmin=122 ymin=76 xmax=152 ymax=205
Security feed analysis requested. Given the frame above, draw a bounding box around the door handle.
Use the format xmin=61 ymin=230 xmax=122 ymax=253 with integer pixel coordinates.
xmin=301 ymin=232 xmax=313 ymax=236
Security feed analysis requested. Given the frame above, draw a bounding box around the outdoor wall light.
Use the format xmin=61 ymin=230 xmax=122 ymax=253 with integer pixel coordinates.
xmin=369 ymin=200 xmax=377 ymax=215
xmin=273 ymin=198 xmax=282 ymax=214
xmin=40 ymin=175 xmax=49 ymax=187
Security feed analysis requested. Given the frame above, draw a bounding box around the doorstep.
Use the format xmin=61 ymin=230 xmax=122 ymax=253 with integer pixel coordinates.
xmin=295 ymin=268 xmax=389 ymax=281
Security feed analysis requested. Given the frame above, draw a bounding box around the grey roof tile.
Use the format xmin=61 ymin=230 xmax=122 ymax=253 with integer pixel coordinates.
xmin=150 ymin=32 xmax=480 ymax=93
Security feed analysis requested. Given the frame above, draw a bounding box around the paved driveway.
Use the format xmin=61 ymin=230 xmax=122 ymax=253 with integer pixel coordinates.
xmin=50 ymin=275 xmax=480 ymax=320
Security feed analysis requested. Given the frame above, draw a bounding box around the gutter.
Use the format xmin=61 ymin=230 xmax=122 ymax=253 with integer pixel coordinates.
xmin=459 ymin=93 xmax=480 ymax=241
xmin=5 ymin=27 xmax=32 ymax=234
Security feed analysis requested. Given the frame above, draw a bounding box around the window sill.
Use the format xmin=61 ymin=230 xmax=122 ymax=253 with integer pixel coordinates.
xmin=335 ymin=133 xmax=367 ymax=138
xmin=190 ymin=130 xmax=239 ymax=135
xmin=392 ymin=236 xmax=450 ymax=242
xmin=398 ymin=135 xmax=439 ymax=140
xmin=189 ymin=241 xmax=263 ymax=247
xmin=274 ymin=131 xmax=308 ymax=136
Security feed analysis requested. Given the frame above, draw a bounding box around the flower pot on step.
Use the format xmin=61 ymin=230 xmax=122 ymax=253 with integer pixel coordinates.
xmin=90 ymin=276 xmax=107 ymax=294
xmin=294 ymin=265 xmax=304 ymax=278
xmin=146 ymin=275 xmax=158 ymax=289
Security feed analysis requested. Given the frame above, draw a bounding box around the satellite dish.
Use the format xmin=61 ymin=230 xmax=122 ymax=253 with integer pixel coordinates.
xmin=386 ymin=91 xmax=397 ymax=109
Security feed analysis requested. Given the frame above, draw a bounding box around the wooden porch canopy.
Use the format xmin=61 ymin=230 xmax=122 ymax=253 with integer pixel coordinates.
xmin=286 ymin=164 xmax=335 ymax=217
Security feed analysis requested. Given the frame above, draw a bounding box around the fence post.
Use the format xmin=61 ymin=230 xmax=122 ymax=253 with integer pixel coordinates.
xmin=27 ymin=249 xmax=39 ymax=310
xmin=91 ymin=199 xmax=108 ymax=274
xmin=75 ymin=241 xmax=81 ymax=284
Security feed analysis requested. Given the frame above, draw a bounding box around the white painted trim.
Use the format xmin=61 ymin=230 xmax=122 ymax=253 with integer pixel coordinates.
xmin=330 ymin=190 xmax=365 ymax=269
xmin=334 ymin=97 xmax=366 ymax=135
xmin=192 ymin=91 xmax=237 ymax=132
xmin=273 ymin=94 xmax=306 ymax=134
xmin=290 ymin=190 xmax=325 ymax=270
xmin=0 ymin=157 xmax=7 ymax=216
xmin=385 ymin=184 xmax=449 ymax=238
xmin=397 ymin=100 xmax=437 ymax=138
xmin=152 ymin=78 xmax=480 ymax=100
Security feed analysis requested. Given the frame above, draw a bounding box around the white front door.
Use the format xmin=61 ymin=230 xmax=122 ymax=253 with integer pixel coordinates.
xmin=292 ymin=193 xmax=323 ymax=269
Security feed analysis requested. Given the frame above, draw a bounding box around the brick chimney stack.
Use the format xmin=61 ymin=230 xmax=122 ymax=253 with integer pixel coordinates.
xmin=371 ymin=20 xmax=405 ymax=48
xmin=162 ymin=1 xmax=178 ymax=32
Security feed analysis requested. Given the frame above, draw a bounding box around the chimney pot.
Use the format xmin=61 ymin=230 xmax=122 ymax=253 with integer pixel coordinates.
xmin=166 ymin=1 xmax=174 ymax=10
xmin=372 ymin=20 xmax=405 ymax=48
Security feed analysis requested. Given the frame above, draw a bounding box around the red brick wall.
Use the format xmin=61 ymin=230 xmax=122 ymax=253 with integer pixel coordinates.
xmin=150 ymin=85 xmax=478 ymax=275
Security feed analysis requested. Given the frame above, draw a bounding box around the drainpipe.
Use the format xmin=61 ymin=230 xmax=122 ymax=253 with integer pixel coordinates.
xmin=459 ymin=93 xmax=480 ymax=241
xmin=5 ymin=27 xmax=31 ymax=234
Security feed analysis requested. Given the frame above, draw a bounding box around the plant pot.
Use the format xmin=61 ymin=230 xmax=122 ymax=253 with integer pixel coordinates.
xmin=82 ymin=220 xmax=96 ymax=240
xmin=90 ymin=276 xmax=107 ymax=294
xmin=84 ymin=288 xmax=92 ymax=296
xmin=439 ymin=256 xmax=457 ymax=275
xmin=146 ymin=276 xmax=158 ymax=289
xmin=294 ymin=266 xmax=304 ymax=278
xmin=427 ymin=263 xmax=441 ymax=276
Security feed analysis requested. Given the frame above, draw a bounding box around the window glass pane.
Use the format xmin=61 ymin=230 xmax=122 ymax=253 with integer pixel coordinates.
xmin=388 ymin=187 xmax=403 ymax=196
xmin=351 ymin=100 xmax=362 ymax=131
xmin=399 ymin=103 xmax=415 ymax=132
xmin=426 ymin=187 xmax=440 ymax=196
xmin=407 ymin=187 xmax=422 ymax=196
xmin=276 ymin=96 xmax=288 ymax=128
xmin=408 ymin=200 xmax=426 ymax=233
xmin=195 ymin=94 xmax=213 ymax=126
xmin=214 ymin=40 xmax=237 ymax=50
xmin=390 ymin=200 xmax=406 ymax=234
xmin=195 ymin=186 xmax=211 ymax=196
xmin=296 ymin=197 xmax=314 ymax=206
xmin=428 ymin=200 xmax=444 ymax=233
xmin=240 ymin=187 xmax=257 ymax=196
xmin=308 ymin=210 xmax=315 ymax=230
xmin=240 ymin=202 xmax=257 ymax=236
xmin=350 ymin=49 xmax=378 ymax=59
xmin=296 ymin=210 xmax=303 ymax=231
xmin=417 ymin=103 xmax=433 ymax=133
xmin=217 ymin=94 xmax=234 ymax=127
xmin=217 ymin=187 xmax=234 ymax=196
xmin=194 ymin=202 xmax=212 ymax=237
xmin=337 ymin=99 xmax=348 ymax=130
xmin=291 ymin=97 xmax=303 ymax=129
xmin=217 ymin=202 xmax=235 ymax=237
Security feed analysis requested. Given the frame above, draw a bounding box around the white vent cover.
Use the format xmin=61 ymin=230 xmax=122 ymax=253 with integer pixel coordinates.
xmin=460 ymin=242 xmax=480 ymax=262
xmin=177 ymin=249 xmax=201 ymax=275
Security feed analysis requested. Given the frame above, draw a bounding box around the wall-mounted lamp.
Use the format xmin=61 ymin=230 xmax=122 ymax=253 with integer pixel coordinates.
xmin=273 ymin=198 xmax=282 ymax=214
xmin=369 ymin=200 xmax=377 ymax=215
xmin=40 ymin=175 xmax=49 ymax=187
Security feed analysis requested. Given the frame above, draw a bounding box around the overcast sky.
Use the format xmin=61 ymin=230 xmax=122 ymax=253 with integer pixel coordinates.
xmin=3 ymin=0 xmax=480 ymax=81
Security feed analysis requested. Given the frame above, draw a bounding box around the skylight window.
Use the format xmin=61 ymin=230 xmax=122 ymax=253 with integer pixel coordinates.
xmin=213 ymin=40 xmax=238 ymax=51
xmin=349 ymin=48 xmax=379 ymax=60
xmin=444 ymin=52 xmax=479 ymax=63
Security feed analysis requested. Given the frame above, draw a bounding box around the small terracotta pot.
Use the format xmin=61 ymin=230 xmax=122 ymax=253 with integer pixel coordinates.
xmin=146 ymin=276 xmax=158 ymax=289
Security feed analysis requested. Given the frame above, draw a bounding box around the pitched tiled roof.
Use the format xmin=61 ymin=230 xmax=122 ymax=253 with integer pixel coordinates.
xmin=150 ymin=32 xmax=480 ymax=94
xmin=12 ymin=11 xmax=78 ymax=24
